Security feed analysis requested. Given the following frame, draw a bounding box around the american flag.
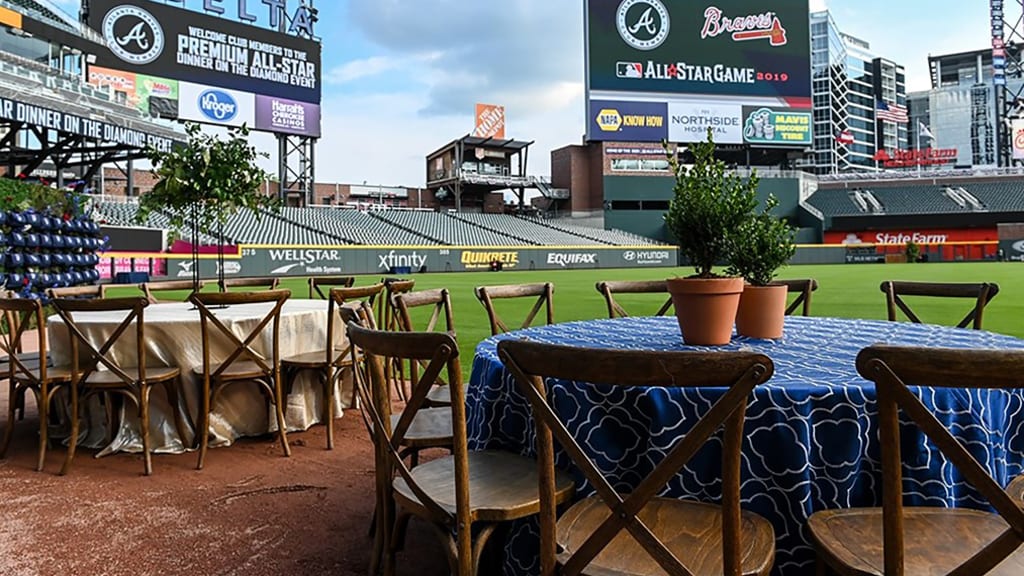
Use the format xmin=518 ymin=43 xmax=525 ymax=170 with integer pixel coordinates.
xmin=875 ymin=100 xmax=908 ymax=124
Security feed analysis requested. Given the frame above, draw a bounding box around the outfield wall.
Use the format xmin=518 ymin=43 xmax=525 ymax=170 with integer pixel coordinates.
xmin=101 ymin=245 xmax=679 ymax=280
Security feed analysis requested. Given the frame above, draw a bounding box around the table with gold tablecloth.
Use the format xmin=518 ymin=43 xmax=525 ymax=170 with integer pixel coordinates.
xmin=47 ymin=299 xmax=349 ymax=455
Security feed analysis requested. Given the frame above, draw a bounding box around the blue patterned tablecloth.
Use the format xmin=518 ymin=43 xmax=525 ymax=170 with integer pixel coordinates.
xmin=465 ymin=316 xmax=1024 ymax=576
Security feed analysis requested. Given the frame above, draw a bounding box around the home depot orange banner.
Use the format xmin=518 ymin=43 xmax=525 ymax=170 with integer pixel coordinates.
xmin=473 ymin=104 xmax=505 ymax=139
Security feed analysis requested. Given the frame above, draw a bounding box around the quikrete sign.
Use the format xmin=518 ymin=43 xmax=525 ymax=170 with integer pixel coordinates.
xmin=461 ymin=251 xmax=519 ymax=270
xmin=872 ymin=148 xmax=957 ymax=168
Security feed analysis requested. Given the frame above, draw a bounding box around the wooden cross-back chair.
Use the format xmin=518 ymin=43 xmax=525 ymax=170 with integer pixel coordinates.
xmin=880 ymin=280 xmax=999 ymax=329
xmin=498 ymin=339 xmax=777 ymax=576
xmin=140 ymin=279 xmax=203 ymax=304
xmin=394 ymin=288 xmax=456 ymax=406
xmin=595 ymin=280 xmax=672 ymax=319
xmin=46 ymin=284 xmax=107 ymax=300
xmin=0 ymin=297 xmax=71 ymax=472
xmin=347 ymin=323 xmax=574 ymax=576
xmin=809 ymin=345 xmax=1024 ymax=575
xmin=474 ymin=282 xmax=554 ymax=336
xmin=51 ymin=297 xmax=185 ymax=476
xmin=308 ymin=275 xmax=356 ymax=300
xmin=189 ymin=289 xmax=291 ymax=470
xmin=220 ymin=277 xmax=280 ymax=292
xmin=778 ymin=278 xmax=818 ymax=317
xmin=379 ymin=278 xmax=415 ymax=331
xmin=280 ymin=283 xmax=384 ymax=449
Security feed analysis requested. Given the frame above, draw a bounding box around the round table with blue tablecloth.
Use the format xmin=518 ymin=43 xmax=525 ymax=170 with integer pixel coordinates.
xmin=465 ymin=315 xmax=1024 ymax=576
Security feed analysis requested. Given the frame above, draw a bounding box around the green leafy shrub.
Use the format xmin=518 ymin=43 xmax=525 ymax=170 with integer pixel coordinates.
xmin=727 ymin=195 xmax=797 ymax=285
xmin=664 ymin=128 xmax=759 ymax=278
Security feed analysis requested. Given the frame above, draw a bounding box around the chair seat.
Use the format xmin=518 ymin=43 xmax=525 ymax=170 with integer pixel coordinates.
xmin=192 ymin=360 xmax=268 ymax=381
xmin=84 ymin=366 xmax=181 ymax=386
xmin=554 ymin=495 xmax=775 ymax=576
xmin=12 ymin=366 xmax=71 ymax=383
xmin=809 ymin=507 xmax=1024 ymax=576
xmin=1008 ymin=475 xmax=1024 ymax=504
xmin=393 ymin=450 xmax=575 ymax=524
xmin=281 ymin=348 xmax=355 ymax=370
xmin=389 ymin=407 xmax=452 ymax=449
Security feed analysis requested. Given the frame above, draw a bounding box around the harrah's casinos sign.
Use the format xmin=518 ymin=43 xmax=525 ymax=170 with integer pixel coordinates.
xmin=585 ymin=0 xmax=811 ymax=102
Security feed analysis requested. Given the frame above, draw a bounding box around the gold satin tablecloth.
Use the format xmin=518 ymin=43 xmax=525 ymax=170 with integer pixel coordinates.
xmin=47 ymin=300 xmax=350 ymax=455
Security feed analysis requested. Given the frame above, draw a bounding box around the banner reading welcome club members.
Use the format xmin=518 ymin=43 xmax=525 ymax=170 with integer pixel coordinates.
xmin=586 ymin=0 xmax=811 ymax=143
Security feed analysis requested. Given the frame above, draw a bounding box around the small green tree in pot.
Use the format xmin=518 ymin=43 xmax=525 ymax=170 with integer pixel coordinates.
xmin=728 ymin=195 xmax=797 ymax=339
xmin=663 ymin=128 xmax=758 ymax=345
xmin=138 ymin=123 xmax=277 ymax=292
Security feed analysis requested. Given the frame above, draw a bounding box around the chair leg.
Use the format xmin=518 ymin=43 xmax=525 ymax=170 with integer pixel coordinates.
xmin=59 ymin=384 xmax=79 ymax=476
xmin=140 ymin=384 xmax=153 ymax=476
xmin=35 ymin=386 xmax=47 ymax=472
xmin=197 ymin=381 xmax=211 ymax=470
xmin=0 ymin=381 xmax=18 ymax=458
xmin=323 ymin=369 xmax=334 ymax=450
xmin=273 ymin=376 xmax=291 ymax=458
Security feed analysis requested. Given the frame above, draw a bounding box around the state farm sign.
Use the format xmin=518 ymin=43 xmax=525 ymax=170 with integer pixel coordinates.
xmin=872 ymin=148 xmax=957 ymax=168
xmin=826 ymin=228 xmax=997 ymax=245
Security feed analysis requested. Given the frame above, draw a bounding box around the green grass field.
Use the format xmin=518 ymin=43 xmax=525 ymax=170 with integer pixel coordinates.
xmin=104 ymin=262 xmax=1024 ymax=380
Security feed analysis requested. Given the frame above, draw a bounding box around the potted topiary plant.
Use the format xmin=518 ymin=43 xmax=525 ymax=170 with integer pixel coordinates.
xmin=664 ymin=128 xmax=758 ymax=345
xmin=138 ymin=122 xmax=276 ymax=293
xmin=728 ymin=195 xmax=797 ymax=339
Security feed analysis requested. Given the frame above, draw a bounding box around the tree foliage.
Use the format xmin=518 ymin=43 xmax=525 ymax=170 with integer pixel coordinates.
xmin=726 ymin=195 xmax=797 ymax=285
xmin=664 ymin=128 xmax=759 ymax=278
xmin=138 ymin=123 xmax=277 ymax=237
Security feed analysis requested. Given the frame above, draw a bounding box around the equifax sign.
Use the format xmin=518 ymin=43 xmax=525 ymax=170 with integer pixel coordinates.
xmin=872 ymin=148 xmax=957 ymax=168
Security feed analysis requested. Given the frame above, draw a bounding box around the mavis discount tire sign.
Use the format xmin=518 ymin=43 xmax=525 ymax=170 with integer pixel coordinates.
xmin=586 ymin=0 xmax=811 ymax=106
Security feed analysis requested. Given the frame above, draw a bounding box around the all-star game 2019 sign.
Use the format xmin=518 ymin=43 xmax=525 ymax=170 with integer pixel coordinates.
xmin=585 ymin=0 xmax=812 ymax=144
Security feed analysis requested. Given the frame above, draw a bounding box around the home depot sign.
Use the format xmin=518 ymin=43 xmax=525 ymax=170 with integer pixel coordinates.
xmin=473 ymin=103 xmax=505 ymax=139
xmin=872 ymin=148 xmax=957 ymax=168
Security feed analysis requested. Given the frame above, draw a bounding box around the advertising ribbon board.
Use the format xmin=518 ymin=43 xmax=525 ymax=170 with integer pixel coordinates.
xmin=741 ymin=106 xmax=812 ymax=146
xmin=586 ymin=0 xmax=811 ymax=101
xmin=589 ymin=100 xmax=668 ymax=141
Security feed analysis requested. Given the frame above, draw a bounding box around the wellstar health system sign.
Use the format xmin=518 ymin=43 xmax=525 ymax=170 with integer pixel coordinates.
xmin=585 ymin=0 xmax=811 ymax=144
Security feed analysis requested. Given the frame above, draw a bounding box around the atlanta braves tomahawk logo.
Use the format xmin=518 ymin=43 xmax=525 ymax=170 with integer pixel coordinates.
xmin=616 ymin=0 xmax=670 ymax=51
xmin=102 ymin=4 xmax=165 ymax=65
xmin=701 ymin=6 xmax=788 ymax=47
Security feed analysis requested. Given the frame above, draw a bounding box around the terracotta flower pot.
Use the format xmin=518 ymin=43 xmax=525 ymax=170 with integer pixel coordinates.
xmin=736 ymin=284 xmax=788 ymax=339
xmin=666 ymin=277 xmax=744 ymax=346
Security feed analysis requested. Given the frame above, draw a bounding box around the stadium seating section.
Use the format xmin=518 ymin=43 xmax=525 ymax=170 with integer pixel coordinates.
xmin=807 ymin=181 xmax=1024 ymax=218
xmin=91 ymin=201 xmax=669 ymax=247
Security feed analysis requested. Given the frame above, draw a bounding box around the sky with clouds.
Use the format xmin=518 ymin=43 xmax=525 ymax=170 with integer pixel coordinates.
xmin=50 ymin=0 xmax=992 ymax=188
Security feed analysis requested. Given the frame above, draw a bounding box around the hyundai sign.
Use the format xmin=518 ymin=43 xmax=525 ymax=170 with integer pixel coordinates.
xmin=585 ymin=0 xmax=811 ymax=144
xmin=87 ymin=0 xmax=321 ymax=136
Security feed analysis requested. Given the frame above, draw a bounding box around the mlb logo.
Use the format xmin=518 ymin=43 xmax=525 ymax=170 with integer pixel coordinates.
xmin=616 ymin=62 xmax=643 ymax=79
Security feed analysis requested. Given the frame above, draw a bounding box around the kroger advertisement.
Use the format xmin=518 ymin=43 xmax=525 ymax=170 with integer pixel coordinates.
xmin=87 ymin=0 xmax=321 ymax=109
xmin=586 ymin=0 xmax=811 ymax=110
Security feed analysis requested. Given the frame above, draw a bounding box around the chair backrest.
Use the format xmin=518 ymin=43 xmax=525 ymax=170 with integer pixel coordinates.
xmin=856 ymin=345 xmax=1024 ymax=576
xmin=498 ymin=339 xmax=773 ymax=576
xmin=220 ymin=277 xmax=280 ymax=292
xmin=47 ymin=285 xmax=106 ymax=300
xmin=880 ymin=281 xmax=999 ymax=329
xmin=393 ymin=288 xmax=455 ymax=335
xmin=595 ymin=280 xmax=672 ymax=319
xmin=140 ymin=279 xmax=203 ymax=304
xmin=325 ymin=284 xmax=385 ymax=366
xmin=474 ymin=282 xmax=554 ymax=336
xmin=778 ymin=278 xmax=818 ymax=317
xmin=189 ymin=290 xmax=291 ymax=380
xmin=346 ymin=323 xmax=468 ymax=547
xmin=51 ymin=297 xmax=150 ymax=386
xmin=0 ymin=297 xmax=51 ymax=384
xmin=309 ymin=275 xmax=356 ymax=299
xmin=379 ymin=278 xmax=415 ymax=331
